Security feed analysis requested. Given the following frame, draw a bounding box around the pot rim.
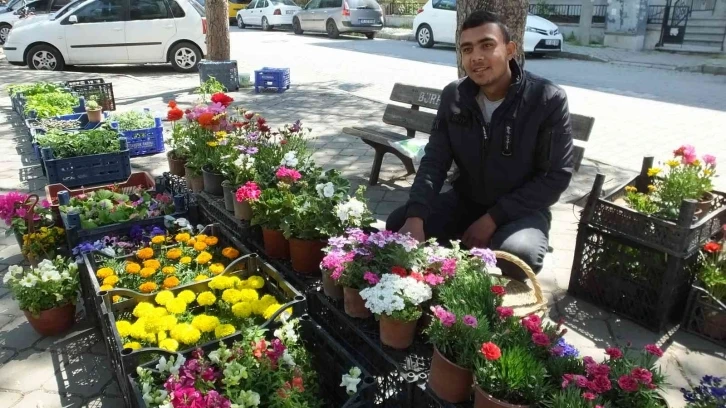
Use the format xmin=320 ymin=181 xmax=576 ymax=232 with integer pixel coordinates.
xmin=473 ymin=385 xmax=530 ymax=408
xmin=289 ymin=236 xmax=328 ymax=244
xmin=23 ymin=301 xmax=74 ymax=315
xmin=202 ymin=165 xmax=224 ymax=175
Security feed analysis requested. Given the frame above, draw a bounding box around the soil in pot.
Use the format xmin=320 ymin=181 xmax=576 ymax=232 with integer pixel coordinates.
xmin=234 ymin=199 xmax=253 ymax=221
xmin=343 ymin=287 xmax=372 ymax=319
xmin=167 ymin=151 xmax=187 ymax=177
xmin=322 ymin=271 xmax=344 ymax=300
xmin=429 ymin=347 xmax=473 ymax=403
xmin=289 ymin=238 xmax=326 ymax=275
xmin=202 ymin=166 xmax=225 ymax=196
xmin=473 ymin=386 xmax=529 ymax=408
xmin=696 ymin=192 xmax=714 ymax=220
xmin=24 ymin=303 xmax=76 ymax=336
xmin=185 ymin=166 xmax=204 ymax=193
xmin=262 ymin=228 xmax=289 ymax=259
xmin=221 ymin=181 xmax=236 ymax=212
xmin=380 ymin=315 xmax=418 ymax=349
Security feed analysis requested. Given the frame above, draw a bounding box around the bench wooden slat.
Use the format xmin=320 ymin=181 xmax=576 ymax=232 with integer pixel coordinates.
xmin=571 ymin=114 xmax=594 ymax=142
xmin=390 ymin=84 xmax=443 ymax=110
xmin=383 ymin=104 xmax=436 ymax=135
xmin=342 ymin=126 xmax=410 ymax=145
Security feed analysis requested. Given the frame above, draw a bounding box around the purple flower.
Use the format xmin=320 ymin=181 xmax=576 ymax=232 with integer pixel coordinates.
xmin=363 ymin=271 xmax=380 ymax=285
xmin=327 ymin=236 xmax=350 ymax=249
xmin=431 ymin=305 xmax=456 ymax=327
xmin=462 ymin=315 xmax=478 ymax=327
xmin=470 ymin=247 xmax=497 ymax=268
xmin=245 ymin=146 xmax=258 ymax=155
xmin=247 ymin=132 xmax=260 ymax=141
xmin=204 ymin=390 xmax=231 ymax=408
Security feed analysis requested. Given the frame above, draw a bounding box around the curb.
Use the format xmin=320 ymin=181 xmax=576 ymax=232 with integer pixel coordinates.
xmin=376 ymin=30 xmax=415 ymax=42
xmin=548 ymin=51 xmax=609 ymax=63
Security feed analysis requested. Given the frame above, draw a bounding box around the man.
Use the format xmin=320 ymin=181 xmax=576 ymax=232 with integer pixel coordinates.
xmin=386 ymin=10 xmax=574 ymax=280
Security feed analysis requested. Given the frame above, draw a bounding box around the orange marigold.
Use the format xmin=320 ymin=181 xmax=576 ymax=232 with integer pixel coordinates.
xmin=137 ymin=247 xmax=154 ymax=260
xmin=195 ymin=234 xmax=208 ymax=242
xmin=143 ymin=260 xmax=161 ymax=270
xmin=166 ymin=248 xmax=182 ymax=260
xmin=151 ymin=235 xmax=166 ymax=245
xmin=187 ymin=238 xmax=197 ymax=246
xmin=205 ymin=236 xmax=219 ymax=246
xmin=175 ymin=233 xmax=191 ymax=243
xmin=193 ymin=241 xmax=208 ymax=251
xmin=222 ymin=247 xmax=240 ymax=259
xmin=163 ymin=276 xmax=181 ymax=289
xmin=140 ymin=268 xmax=156 ymax=278
xmin=162 ymin=266 xmax=176 ymax=275
xmin=139 ymin=282 xmax=158 ymax=293
xmin=125 ymin=262 xmax=141 ymax=274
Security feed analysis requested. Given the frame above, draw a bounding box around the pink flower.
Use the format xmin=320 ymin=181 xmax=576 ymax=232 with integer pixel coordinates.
xmin=424 ymin=274 xmax=444 ymax=286
xmin=496 ymin=306 xmax=514 ymax=319
xmin=491 ymin=285 xmax=506 ymax=296
xmin=330 ymin=270 xmax=342 ymax=280
xmin=644 ymin=344 xmax=664 ymax=357
xmin=582 ymin=392 xmax=596 ymax=401
xmin=574 ymin=375 xmax=589 ymax=388
xmin=605 ymin=347 xmax=623 ymax=360
xmin=363 ymin=271 xmax=379 ymax=285
xmin=440 ymin=258 xmax=457 ymax=277
xmin=532 ymin=332 xmax=551 ymax=347
xmin=617 ymin=375 xmax=640 ymax=393
xmin=682 ymin=153 xmax=698 ymax=165
xmin=631 ymin=367 xmax=653 ymax=384
xmin=462 ymin=315 xmax=478 ymax=328
xmin=275 ymin=166 xmax=302 ymax=183
xmin=235 ymin=181 xmax=261 ymax=202
xmin=703 ymin=154 xmax=716 ymax=167
xmin=674 ymin=144 xmax=696 ymax=158
xmin=521 ymin=315 xmax=542 ymax=333
xmin=431 ymin=305 xmax=456 ymax=327
xmin=588 ymin=375 xmax=612 ymax=393
xmin=588 ymin=364 xmax=611 ymax=378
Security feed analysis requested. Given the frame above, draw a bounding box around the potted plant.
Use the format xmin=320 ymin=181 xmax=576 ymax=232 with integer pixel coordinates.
xmin=0 ymin=191 xmax=54 ymax=248
xmin=696 ymin=237 xmax=726 ymax=340
xmin=250 ymin=186 xmax=296 ymax=260
xmin=85 ymin=97 xmax=103 ymax=123
xmin=3 ymin=257 xmax=79 ymax=336
xmin=166 ymin=101 xmax=189 ymax=176
xmin=359 ymin=273 xmax=432 ymax=349
xmin=681 ymin=375 xmax=725 ymax=407
xmin=234 ymin=181 xmax=261 ymax=220
xmin=223 ymin=147 xmax=257 ymax=214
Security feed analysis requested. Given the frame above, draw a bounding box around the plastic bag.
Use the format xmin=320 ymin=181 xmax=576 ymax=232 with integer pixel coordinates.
xmin=388 ymin=138 xmax=429 ymax=165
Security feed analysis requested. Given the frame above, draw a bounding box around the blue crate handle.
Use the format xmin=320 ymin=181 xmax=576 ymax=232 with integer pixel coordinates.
xmin=66 ymin=209 xmax=82 ymax=230
xmin=58 ymin=190 xmax=70 ymax=205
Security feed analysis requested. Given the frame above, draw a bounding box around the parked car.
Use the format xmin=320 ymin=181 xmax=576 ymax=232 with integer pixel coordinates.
xmin=0 ymin=0 xmax=70 ymax=44
xmin=236 ymin=0 xmax=299 ymax=30
xmin=292 ymin=0 xmax=383 ymax=39
xmin=413 ymin=0 xmax=563 ymax=54
xmin=2 ymin=0 xmax=207 ymax=71
xmin=0 ymin=0 xmax=23 ymax=13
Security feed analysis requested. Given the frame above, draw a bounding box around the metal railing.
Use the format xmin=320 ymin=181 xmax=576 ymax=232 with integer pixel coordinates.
xmin=647 ymin=4 xmax=691 ymax=24
xmin=592 ymin=4 xmax=607 ymax=24
xmin=379 ymin=0 xmax=422 ymax=15
xmin=528 ymin=3 xmax=608 ymax=25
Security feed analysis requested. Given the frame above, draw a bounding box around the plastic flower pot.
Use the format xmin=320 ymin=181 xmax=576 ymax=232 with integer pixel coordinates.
xmin=343 ymin=287 xmax=371 ymax=319
xmin=262 ymin=228 xmax=289 ymax=259
xmin=233 ymin=199 xmax=253 ymax=221
xmin=167 ymin=151 xmax=187 ymax=177
xmin=289 ymin=238 xmax=326 ymax=275
xmin=202 ymin=166 xmax=225 ymax=196
xmin=221 ymin=180 xmax=236 ymax=212
xmin=322 ymin=270 xmax=343 ymax=300
xmin=473 ymin=386 xmax=529 ymax=408
xmin=696 ymin=192 xmax=714 ymax=220
xmin=429 ymin=346 xmax=473 ymax=403
xmin=379 ymin=315 xmax=418 ymax=350
xmin=86 ymin=108 xmax=103 ymax=123
xmin=184 ymin=165 xmax=204 ymax=193
xmin=24 ymin=303 xmax=76 ymax=336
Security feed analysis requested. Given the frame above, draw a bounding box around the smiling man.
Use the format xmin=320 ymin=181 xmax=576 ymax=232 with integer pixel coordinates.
xmin=386 ymin=10 xmax=574 ymax=280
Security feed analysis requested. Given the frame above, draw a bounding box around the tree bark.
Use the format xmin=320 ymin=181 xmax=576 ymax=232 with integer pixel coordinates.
xmin=456 ymin=0 xmax=528 ymax=78
xmin=206 ymin=0 xmax=230 ymax=61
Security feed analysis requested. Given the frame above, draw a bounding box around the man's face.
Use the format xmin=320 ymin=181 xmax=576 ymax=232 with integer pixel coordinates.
xmin=459 ymin=23 xmax=516 ymax=87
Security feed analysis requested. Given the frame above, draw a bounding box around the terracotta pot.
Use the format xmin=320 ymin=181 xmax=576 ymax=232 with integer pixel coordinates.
xmin=234 ymin=199 xmax=253 ymax=221
xmin=184 ymin=165 xmax=204 ymax=193
xmin=343 ymin=287 xmax=372 ymax=319
xmin=202 ymin=166 xmax=225 ymax=196
xmin=23 ymin=303 xmax=76 ymax=336
xmin=696 ymin=192 xmax=714 ymax=220
xmin=86 ymin=109 xmax=102 ymax=123
xmin=289 ymin=238 xmax=326 ymax=275
xmin=167 ymin=152 xmax=187 ymax=177
xmin=703 ymin=310 xmax=726 ymax=340
xmin=473 ymin=386 xmax=529 ymax=408
xmin=262 ymin=228 xmax=289 ymax=259
xmin=429 ymin=346 xmax=473 ymax=403
xmin=380 ymin=315 xmax=418 ymax=349
xmin=322 ymin=271 xmax=344 ymax=300
xmin=221 ymin=181 xmax=236 ymax=212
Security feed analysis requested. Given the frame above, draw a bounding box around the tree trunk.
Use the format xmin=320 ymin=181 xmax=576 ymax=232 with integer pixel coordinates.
xmin=206 ymin=0 xmax=230 ymax=61
xmin=456 ymin=0 xmax=528 ymax=78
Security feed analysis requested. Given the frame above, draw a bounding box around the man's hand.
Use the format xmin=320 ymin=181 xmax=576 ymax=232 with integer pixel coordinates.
xmin=462 ymin=214 xmax=497 ymax=249
xmin=399 ymin=217 xmax=425 ymax=243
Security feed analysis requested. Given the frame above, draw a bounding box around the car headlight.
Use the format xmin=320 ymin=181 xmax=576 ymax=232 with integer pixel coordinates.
xmin=525 ymin=26 xmax=536 ymax=32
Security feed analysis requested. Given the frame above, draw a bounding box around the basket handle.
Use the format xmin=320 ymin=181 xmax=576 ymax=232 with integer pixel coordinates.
xmin=493 ymin=250 xmax=544 ymax=305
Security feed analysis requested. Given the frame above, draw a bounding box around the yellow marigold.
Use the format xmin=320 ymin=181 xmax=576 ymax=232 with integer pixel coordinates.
xmin=163 ymin=276 xmax=180 ymax=289
xmin=209 ymin=276 xmax=233 ymax=290
xmin=166 ymin=298 xmax=187 ymax=314
xmin=166 ymin=248 xmax=182 ymax=260
xmin=116 ymin=320 xmax=132 ymax=337
xmin=206 ymin=141 xmax=218 ymax=147
xmin=129 ymin=319 xmax=148 ymax=339
xmin=177 ymin=290 xmax=196 ymax=304
xmin=157 ymin=331 xmax=167 ymax=342
xmin=194 ymin=274 xmax=210 ymax=282
xmin=159 ymin=338 xmax=179 ymax=352
xmin=140 ymin=268 xmax=156 ymax=279
xmin=647 ymin=167 xmax=661 ymax=177
xmin=215 ymin=324 xmax=236 ymax=339
xmin=195 ymin=234 xmax=208 ymax=242
xmin=191 ymin=314 xmax=219 ymax=333
xmin=624 ymin=186 xmax=637 ymax=193
xmin=222 ymin=289 xmax=242 ymax=304
xmin=221 ymin=247 xmax=240 ymax=259
xmin=125 ymin=262 xmax=141 ymax=275
xmin=144 ymin=316 xmax=164 ymax=333
xmin=175 ymin=233 xmax=190 ymax=243
xmin=112 ymin=295 xmax=121 ymax=303
xmin=196 ymin=291 xmax=217 ymax=306
xmin=180 ymin=256 xmax=192 ymax=265
xmin=196 ymin=251 xmax=213 ymax=265
xmin=693 ymin=159 xmax=702 ymax=167
xmin=205 ymin=236 xmax=219 ymax=246
xmin=137 ymin=247 xmax=154 ymax=260
xmin=666 ymin=159 xmax=680 ymax=168
xmin=139 ymin=282 xmax=158 ymax=293
xmin=187 ymin=238 xmax=196 ymax=246
xmin=155 ymin=290 xmax=175 ymax=306
xmin=103 ymin=275 xmax=119 ymax=286
xmin=133 ymin=302 xmax=155 ymax=318
xmin=236 ymin=279 xmax=249 ymax=289
xmin=143 ymin=260 xmax=161 ymax=270
xmin=247 ymin=276 xmax=265 ymax=289
xmin=160 ymin=315 xmax=177 ymax=330
xmin=262 ymin=303 xmax=283 ymax=320
xmin=253 ymin=295 xmax=277 ymax=315
xmin=648 ymin=185 xmax=657 ymax=193
xmin=209 ymin=263 xmax=225 ymax=275
xmin=239 ymin=288 xmax=259 ymax=303
xmin=96 ymin=267 xmax=114 ymax=279
xmin=162 ymin=266 xmax=176 ymax=275
xmin=99 ymin=284 xmax=113 ymax=291
xmin=123 ymin=342 xmax=142 ymax=351
xmin=193 ymin=241 xmax=208 ymax=252
xmin=151 ymin=235 xmax=166 ymax=245
xmin=170 ymin=323 xmax=201 ymax=345
xmin=229 ymin=276 xmax=242 ymax=287
xmin=231 ymin=302 xmax=252 ymax=318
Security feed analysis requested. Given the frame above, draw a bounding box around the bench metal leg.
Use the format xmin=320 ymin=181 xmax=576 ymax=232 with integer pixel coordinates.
xmin=370 ymin=148 xmax=385 ymax=186
xmin=363 ymin=140 xmax=417 ymax=186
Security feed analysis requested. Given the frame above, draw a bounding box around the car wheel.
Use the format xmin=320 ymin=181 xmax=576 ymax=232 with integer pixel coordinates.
xmin=237 ymin=16 xmax=245 ymax=29
xmin=170 ymin=42 xmax=201 ymax=73
xmin=0 ymin=23 xmax=11 ymax=45
xmin=292 ymin=18 xmax=303 ymax=35
xmin=416 ymin=24 xmax=434 ymax=48
xmin=27 ymin=45 xmax=64 ymax=71
xmin=365 ymin=32 xmax=375 ymax=40
xmin=326 ymin=19 xmax=339 ymax=39
xmin=261 ymin=16 xmax=271 ymax=31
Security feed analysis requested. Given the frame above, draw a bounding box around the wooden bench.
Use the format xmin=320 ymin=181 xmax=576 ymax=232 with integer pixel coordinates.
xmin=343 ymin=83 xmax=595 ymax=185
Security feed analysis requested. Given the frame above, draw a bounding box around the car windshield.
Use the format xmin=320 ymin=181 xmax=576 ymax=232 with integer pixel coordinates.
xmin=270 ymin=0 xmax=296 ymax=5
xmin=4 ymin=0 xmax=23 ymax=11
xmin=52 ymin=0 xmax=83 ymax=18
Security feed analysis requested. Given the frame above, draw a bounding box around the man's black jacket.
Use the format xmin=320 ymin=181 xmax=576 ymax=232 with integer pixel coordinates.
xmin=405 ymin=59 xmax=574 ymax=227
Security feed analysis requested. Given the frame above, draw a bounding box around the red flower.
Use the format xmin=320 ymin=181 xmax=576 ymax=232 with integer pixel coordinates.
xmin=391 ymin=266 xmax=407 ymax=277
xmin=280 ymin=139 xmax=288 ymax=145
xmin=644 ymin=344 xmax=664 ymax=357
xmin=257 ymin=116 xmax=267 ymax=126
xmin=244 ymin=112 xmax=255 ymax=120
xmin=704 ymin=241 xmax=722 ymax=253
xmin=167 ymin=107 xmax=183 ymax=121
xmin=496 ymin=306 xmax=514 ymax=319
xmin=197 ymin=112 xmax=215 ymax=127
xmin=532 ymin=332 xmax=551 ymax=347
xmin=521 ymin=315 xmax=542 ymax=333
xmin=259 ymin=123 xmax=271 ymax=133
xmin=210 ymin=92 xmax=234 ymax=107
xmin=588 ymin=375 xmax=612 ymax=393
xmin=480 ymin=342 xmax=501 ymax=361
xmin=617 ymin=375 xmax=640 ymax=393
xmin=410 ymin=272 xmax=425 ymax=282
xmin=490 ymin=285 xmax=506 ymax=296
xmin=291 ymin=376 xmax=304 ymax=392
xmin=168 ymin=100 xmax=177 ymax=108
xmin=631 ymin=367 xmax=653 ymax=384
xmin=582 ymin=392 xmax=596 ymax=401
xmin=605 ymin=347 xmax=623 ymax=360
xmin=232 ymin=122 xmax=244 ymax=129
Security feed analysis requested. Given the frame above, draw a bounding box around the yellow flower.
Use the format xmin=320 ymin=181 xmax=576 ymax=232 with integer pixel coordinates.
xmin=157 ymin=331 xmax=168 ymax=342
xmin=103 ymin=275 xmax=119 ymax=286
xmin=123 ymin=342 xmax=142 ymax=351
xmin=207 ymin=141 xmax=218 ymax=147
xmin=705 ymin=168 xmax=714 ymax=176
xmin=144 ymin=316 xmax=164 ymax=333
xmin=666 ymin=159 xmax=680 ymax=168
xmin=116 ymin=320 xmax=132 ymax=337
xmin=239 ymin=289 xmax=259 ymax=303
xmin=166 ymin=298 xmax=187 ymax=314
xmin=191 ymin=314 xmax=219 ymax=333
xmin=247 ymin=276 xmax=265 ymax=289
xmin=155 ymin=290 xmax=175 ymax=306
xmin=193 ymin=241 xmax=208 ymax=251
xmin=137 ymin=247 xmax=154 ymax=260
xmin=125 ymin=262 xmax=141 ymax=275
xmin=209 ymin=276 xmax=233 ymax=290
xmin=140 ymin=268 xmax=156 ymax=279
xmin=113 ymin=295 xmax=122 ymax=303
xmin=160 ymin=315 xmax=177 ymax=330
xmin=175 ymin=233 xmax=190 ymax=244
xmin=231 ymin=302 xmax=252 ymax=318
xmin=205 ymin=236 xmax=219 ymax=246
xmin=129 ymin=319 xmax=148 ymax=339
xmin=197 ymin=291 xmax=217 ymax=306
xmin=221 ymin=247 xmax=240 ymax=259
xmin=163 ymin=276 xmax=180 ymax=289
xmin=253 ymin=295 xmax=277 ymax=315
xmin=170 ymin=323 xmax=201 ymax=345
xmin=99 ymin=284 xmax=113 ymax=291
xmin=133 ymin=302 xmax=155 ymax=318
xmin=139 ymin=282 xmax=158 ymax=293
xmin=143 ymin=260 xmax=161 ymax=270
xmin=209 ymin=263 xmax=225 ymax=275
xmin=159 ymin=338 xmax=179 ymax=352
xmin=162 ymin=266 xmax=176 ymax=275
xmin=215 ymin=131 xmax=227 ymax=139
xmin=647 ymin=167 xmax=661 ymax=177
xmin=215 ymin=324 xmax=236 ymax=339
xmin=196 ymin=251 xmax=213 ymax=265
xmin=150 ymin=307 xmax=168 ymax=317
xmin=692 ymin=159 xmax=701 ymax=167
xmin=177 ymin=290 xmax=197 ymax=304
xmin=263 ymin=303 xmax=283 ymax=320
xmin=195 ymin=234 xmax=208 ymax=241
xmin=222 ymin=289 xmax=242 ymax=304
xmin=96 ymin=267 xmax=114 ymax=279
xmin=166 ymin=248 xmax=182 ymax=260
xmin=624 ymin=186 xmax=637 ymax=193
xmin=648 ymin=185 xmax=657 ymax=193
xmin=188 ymin=238 xmax=197 ymax=246
xmin=180 ymin=256 xmax=192 ymax=265
xmin=151 ymin=235 xmax=166 ymax=245
xmin=194 ymin=274 xmax=210 ymax=282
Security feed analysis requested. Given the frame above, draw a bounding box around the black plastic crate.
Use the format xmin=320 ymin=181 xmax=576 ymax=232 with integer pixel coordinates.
xmin=68 ymin=81 xmax=116 ymax=111
xmin=246 ymin=234 xmax=322 ymax=294
xmin=65 ymin=78 xmax=106 ymax=87
xmin=195 ymin=191 xmax=254 ymax=244
xmin=682 ymin=285 xmax=726 ymax=348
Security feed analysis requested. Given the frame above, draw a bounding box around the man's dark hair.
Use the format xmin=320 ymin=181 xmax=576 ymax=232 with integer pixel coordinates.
xmin=461 ymin=10 xmax=511 ymax=43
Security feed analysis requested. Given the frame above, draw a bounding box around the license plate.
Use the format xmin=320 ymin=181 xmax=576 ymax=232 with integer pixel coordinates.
xmin=286 ymin=10 xmax=294 ymax=14
xmin=359 ymin=19 xmax=375 ymax=24
xmin=545 ymin=39 xmax=560 ymax=46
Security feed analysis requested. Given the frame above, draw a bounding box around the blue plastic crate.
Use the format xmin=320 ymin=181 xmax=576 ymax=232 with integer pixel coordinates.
xmin=40 ymin=137 xmax=132 ymax=188
xmin=110 ymin=112 xmax=165 ymax=157
xmin=254 ymin=67 xmax=290 ymax=93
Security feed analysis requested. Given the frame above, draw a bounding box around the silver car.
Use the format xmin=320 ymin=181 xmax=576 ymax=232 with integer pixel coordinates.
xmin=292 ymin=0 xmax=382 ymax=39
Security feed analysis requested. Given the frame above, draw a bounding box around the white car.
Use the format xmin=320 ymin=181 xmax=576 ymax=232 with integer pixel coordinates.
xmin=0 ymin=0 xmax=71 ymax=44
xmin=413 ymin=0 xmax=563 ymax=54
xmin=2 ymin=0 xmax=207 ymax=72
xmin=236 ymin=0 xmax=300 ymax=31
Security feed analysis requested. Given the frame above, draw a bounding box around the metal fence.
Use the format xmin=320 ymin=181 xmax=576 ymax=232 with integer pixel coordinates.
xmin=647 ymin=5 xmax=667 ymax=24
xmin=528 ymin=3 xmax=608 ymax=24
xmin=379 ymin=0 xmax=422 ymax=15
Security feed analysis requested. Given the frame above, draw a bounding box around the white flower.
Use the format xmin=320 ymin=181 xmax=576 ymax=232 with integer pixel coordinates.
xmin=159 ymin=401 xmax=173 ymax=408
xmin=280 ymin=350 xmax=296 ymax=367
xmin=100 ymin=247 xmax=116 ymax=257
xmin=37 ymin=259 xmax=54 ymax=271
xmin=19 ymin=274 xmax=38 ymax=288
xmin=155 ymin=356 xmax=173 ymax=373
xmin=170 ymin=355 xmax=185 ymax=375
xmin=8 ymin=265 xmax=23 ymax=276
xmin=335 ymin=197 xmax=368 ymax=224
xmin=315 ymin=182 xmax=335 ymax=198
xmin=341 ymin=367 xmax=362 ymax=395
xmin=236 ymin=390 xmax=260 ymax=407
xmin=280 ymin=151 xmax=298 ymax=168
xmin=174 ymin=218 xmax=189 ymax=228
xmin=359 ymin=274 xmax=431 ymax=316
xmin=2 ymin=273 xmax=11 ymax=285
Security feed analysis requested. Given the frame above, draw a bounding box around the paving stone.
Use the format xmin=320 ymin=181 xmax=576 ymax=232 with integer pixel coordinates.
xmin=0 ymin=316 xmax=43 ymax=350
xmin=0 ymin=314 xmax=15 ymax=330
xmin=659 ymin=351 xmax=690 ymax=391
xmin=382 ymin=190 xmax=409 ymax=202
xmin=101 ymin=380 xmax=122 ymax=398
xmin=607 ymin=316 xmax=666 ymax=349
xmin=675 ymin=346 xmax=726 ymax=385
xmin=373 ymin=201 xmax=401 ymax=217
xmin=0 ymin=245 xmax=23 ymax=267
xmin=42 ymin=353 xmax=113 ymax=397
xmin=81 ymin=395 xmax=126 ymax=408
xmin=0 ymin=347 xmax=17 ymax=366
xmin=555 ymin=294 xmax=611 ymax=321
xmin=661 ymin=386 xmax=688 ymax=408
xmin=12 ymin=390 xmax=82 ymax=408
xmin=34 ymin=322 xmax=99 ymax=353
xmin=0 ymin=292 xmax=21 ymax=316
xmin=0 ymin=390 xmax=22 ymax=407
xmin=0 ymin=350 xmax=58 ymax=392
